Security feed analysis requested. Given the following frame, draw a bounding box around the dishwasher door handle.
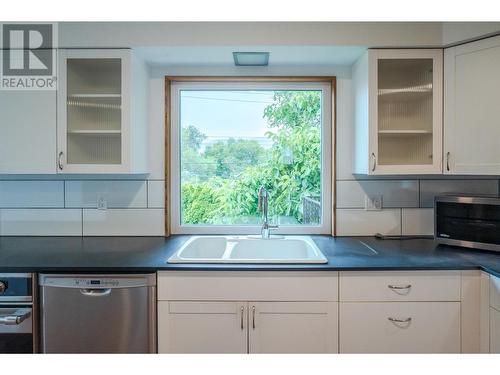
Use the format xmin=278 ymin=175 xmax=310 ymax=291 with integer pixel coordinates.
xmin=80 ymin=288 xmax=112 ymax=296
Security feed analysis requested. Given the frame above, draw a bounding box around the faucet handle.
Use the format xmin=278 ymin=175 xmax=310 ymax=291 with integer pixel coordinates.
xmin=261 ymin=224 xmax=279 ymax=239
xmin=257 ymin=186 xmax=266 ymax=212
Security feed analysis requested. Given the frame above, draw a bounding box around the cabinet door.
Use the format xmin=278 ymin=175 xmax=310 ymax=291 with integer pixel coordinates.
xmin=158 ymin=301 xmax=247 ymax=353
xmin=0 ymin=91 xmax=56 ymax=173
xmin=57 ymin=49 xmax=131 ymax=173
xmin=491 ymin=307 xmax=500 ymax=353
xmin=370 ymin=49 xmax=443 ymax=175
xmin=340 ymin=302 xmax=460 ymax=353
xmin=491 ymin=275 xmax=500 ymax=312
xmin=444 ymin=36 xmax=500 ymax=175
xmin=248 ymin=302 xmax=338 ymax=353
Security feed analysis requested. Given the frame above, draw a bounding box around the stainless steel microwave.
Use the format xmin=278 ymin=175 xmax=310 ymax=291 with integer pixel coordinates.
xmin=435 ymin=195 xmax=500 ymax=252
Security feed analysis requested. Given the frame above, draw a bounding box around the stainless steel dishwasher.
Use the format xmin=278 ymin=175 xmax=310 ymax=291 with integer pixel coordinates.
xmin=39 ymin=274 xmax=156 ymax=353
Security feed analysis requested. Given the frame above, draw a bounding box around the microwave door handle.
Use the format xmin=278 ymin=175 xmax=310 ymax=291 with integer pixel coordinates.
xmin=450 ymin=220 xmax=497 ymax=229
xmin=0 ymin=308 xmax=32 ymax=325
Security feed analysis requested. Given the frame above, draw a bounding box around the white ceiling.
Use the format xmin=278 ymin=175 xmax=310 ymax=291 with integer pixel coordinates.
xmin=135 ymin=45 xmax=367 ymax=67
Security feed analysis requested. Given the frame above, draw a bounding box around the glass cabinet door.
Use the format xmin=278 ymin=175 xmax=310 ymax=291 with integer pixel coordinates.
xmin=373 ymin=50 xmax=442 ymax=174
xmin=378 ymin=58 xmax=433 ymax=165
xmin=65 ymin=57 xmax=122 ymax=165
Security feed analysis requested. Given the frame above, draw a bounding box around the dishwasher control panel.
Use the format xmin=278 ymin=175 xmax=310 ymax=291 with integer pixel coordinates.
xmin=39 ymin=274 xmax=156 ymax=289
xmin=75 ymin=278 xmax=120 ymax=287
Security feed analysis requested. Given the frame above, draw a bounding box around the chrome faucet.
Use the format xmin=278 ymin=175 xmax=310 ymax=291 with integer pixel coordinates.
xmin=258 ymin=186 xmax=278 ymax=238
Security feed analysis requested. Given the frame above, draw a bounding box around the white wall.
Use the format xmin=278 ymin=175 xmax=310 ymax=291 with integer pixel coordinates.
xmin=335 ymin=63 xmax=499 ymax=236
xmin=58 ymin=22 xmax=444 ymax=48
xmin=442 ymin=22 xmax=500 ymax=46
xmin=2 ymin=25 xmax=500 ymax=236
xmin=1 ymin=61 xmax=498 ymax=236
xmin=58 ymin=22 xmax=500 ymax=51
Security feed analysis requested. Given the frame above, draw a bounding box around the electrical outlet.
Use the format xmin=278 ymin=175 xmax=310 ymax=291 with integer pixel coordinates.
xmin=365 ymin=194 xmax=382 ymax=211
xmin=97 ymin=195 xmax=107 ymax=210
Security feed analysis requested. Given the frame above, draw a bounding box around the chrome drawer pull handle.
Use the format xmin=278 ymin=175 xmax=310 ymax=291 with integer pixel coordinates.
xmin=0 ymin=308 xmax=31 ymax=325
xmin=240 ymin=306 xmax=244 ymax=330
xmin=371 ymin=153 xmax=376 ymax=172
xmin=388 ymin=284 xmax=412 ymax=290
xmin=388 ymin=317 xmax=412 ymax=323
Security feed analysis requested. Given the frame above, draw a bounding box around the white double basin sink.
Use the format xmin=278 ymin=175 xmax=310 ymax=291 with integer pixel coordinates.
xmin=167 ymin=235 xmax=328 ymax=264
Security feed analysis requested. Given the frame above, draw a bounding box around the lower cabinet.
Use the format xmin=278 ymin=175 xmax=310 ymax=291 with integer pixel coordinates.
xmin=339 ymin=302 xmax=461 ymax=353
xmin=157 ymin=271 xmax=339 ymax=354
xmin=158 ymin=301 xmax=247 ymax=353
xmin=249 ymin=302 xmax=337 ymax=353
xmin=158 ymin=300 xmax=338 ymax=354
xmin=490 ymin=275 xmax=500 ymax=353
xmin=491 ymin=307 xmax=500 ymax=353
xmin=157 ymin=270 xmax=471 ymax=354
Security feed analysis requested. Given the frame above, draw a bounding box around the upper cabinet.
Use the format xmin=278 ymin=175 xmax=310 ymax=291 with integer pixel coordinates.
xmin=0 ymin=49 xmax=149 ymax=175
xmin=57 ymin=49 xmax=149 ymax=174
xmin=353 ymin=49 xmax=443 ymax=175
xmin=444 ymin=35 xmax=500 ymax=175
xmin=0 ymin=90 xmax=56 ymax=174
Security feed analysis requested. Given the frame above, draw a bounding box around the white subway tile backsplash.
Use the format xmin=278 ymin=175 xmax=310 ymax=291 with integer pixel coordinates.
xmin=336 ymin=180 xmax=419 ymax=208
xmin=0 ymin=66 xmax=497 ymax=241
xmin=402 ymin=208 xmax=434 ymax=236
xmin=65 ymin=181 xmax=147 ymax=208
xmin=336 ymin=209 xmax=401 ymax=236
xmin=147 ymin=180 xmax=165 ymax=208
xmin=0 ymin=209 xmax=82 ymax=236
xmin=83 ymin=208 xmax=164 ymax=236
xmin=419 ymin=179 xmax=498 ymax=207
xmin=0 ymin=181 xmax=64 ymax=208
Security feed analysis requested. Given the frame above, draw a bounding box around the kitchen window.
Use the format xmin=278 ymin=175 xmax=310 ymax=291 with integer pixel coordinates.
xmin=168 ymin=79 xmax=334 ymax=234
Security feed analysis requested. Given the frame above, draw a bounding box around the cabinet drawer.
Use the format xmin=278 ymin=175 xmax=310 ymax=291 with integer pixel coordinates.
xmin=158 ymin=271 xmax=338 ymax=301
xmin=339 ymin=271 xmax=461 ymax=301
xmin=339 ymin=302 xmax=461 ymax=353
xmin=491 ymin=307 xmax=500 ymax=353
xmin=490 ymin=275 xmax=500 ymax=312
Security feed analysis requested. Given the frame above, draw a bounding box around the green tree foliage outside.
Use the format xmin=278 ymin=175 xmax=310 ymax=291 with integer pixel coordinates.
xmin=181 ymin=91 xmax=321 ymax=225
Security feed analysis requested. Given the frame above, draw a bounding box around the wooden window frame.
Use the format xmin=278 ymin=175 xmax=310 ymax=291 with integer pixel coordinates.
xmin=165 ymin=76 xmax=336 ymax=236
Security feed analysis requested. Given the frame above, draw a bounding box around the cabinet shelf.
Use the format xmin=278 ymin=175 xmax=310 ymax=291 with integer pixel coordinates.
xmin=378 ymin=130 xmax=432 ymax=135
xmin=378 ymin=84 xmax=432 ymax=96
xmin=378 ymin=90 xmax=432 ymax=103
xmin=68 ymin=94 xmax=121 ymax=98
xmin=68 ymin=130 xmax=121 ymax=135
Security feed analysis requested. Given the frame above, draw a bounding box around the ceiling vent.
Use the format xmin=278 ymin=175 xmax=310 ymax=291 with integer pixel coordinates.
xmin=233 ymin=52 xmax=270 ymax=66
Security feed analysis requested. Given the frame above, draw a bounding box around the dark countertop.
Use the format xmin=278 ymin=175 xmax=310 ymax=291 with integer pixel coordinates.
xmin=0 ymin=235 xmax=499 ymax=278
